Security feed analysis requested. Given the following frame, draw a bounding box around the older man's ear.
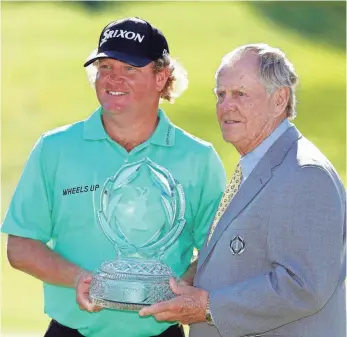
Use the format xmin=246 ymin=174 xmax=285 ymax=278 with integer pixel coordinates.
xmin=273 ymin=87 xmax=290 ymax=117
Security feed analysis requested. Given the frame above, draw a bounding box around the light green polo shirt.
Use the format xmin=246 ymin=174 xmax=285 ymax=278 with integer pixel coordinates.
xmin=2 ymin=107 xmax=226 ymax=337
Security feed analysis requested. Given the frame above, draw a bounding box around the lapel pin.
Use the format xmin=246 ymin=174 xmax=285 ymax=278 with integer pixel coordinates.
xmin=230 ymin=235 xmax=245 ymax=255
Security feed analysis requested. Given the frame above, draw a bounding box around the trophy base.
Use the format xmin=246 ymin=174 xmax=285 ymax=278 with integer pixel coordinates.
xmin=89 ymin=296 xmax=150 ymax=311
xmin=89 ymin=258 xmax=176 ymax=311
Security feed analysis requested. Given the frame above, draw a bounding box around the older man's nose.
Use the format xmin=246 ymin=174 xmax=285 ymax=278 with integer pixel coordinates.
xmin=221 ymin=100 xmax=237 ymax=111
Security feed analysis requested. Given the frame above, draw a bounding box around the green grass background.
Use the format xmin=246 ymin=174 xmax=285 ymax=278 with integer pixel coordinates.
xmin=1 ymin=1 xmax=345 ymax=334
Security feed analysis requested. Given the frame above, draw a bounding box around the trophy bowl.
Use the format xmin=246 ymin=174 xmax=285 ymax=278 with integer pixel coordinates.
xmin=89 ymin=158 xmax=186 ymax=311
xmin=89 ymin=258 xmax=176 ymax=311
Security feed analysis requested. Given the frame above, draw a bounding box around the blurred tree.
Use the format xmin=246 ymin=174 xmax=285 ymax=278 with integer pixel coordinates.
xmin=80 ymin=0 xmax=106 ymax=10
xmin=74 ymin=0 xmax=124 ymax=12
xmin=249 ymin=1 xmax=346 ymax=50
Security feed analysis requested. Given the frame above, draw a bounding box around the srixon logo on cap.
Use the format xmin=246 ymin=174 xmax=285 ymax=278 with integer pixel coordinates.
xmin=100 ymin=29 xmax=145 ymax=46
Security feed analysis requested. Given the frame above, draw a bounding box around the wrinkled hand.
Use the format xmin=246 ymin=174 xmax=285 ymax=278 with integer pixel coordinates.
xmin=139 ymin=278 xmax=208 ymax=325
xmin=75 ymin=271 xmax=103 ymax=313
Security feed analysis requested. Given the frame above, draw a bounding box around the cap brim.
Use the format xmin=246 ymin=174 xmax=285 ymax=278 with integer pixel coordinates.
xmin=83 ymin=51 xmax=152 ymax=67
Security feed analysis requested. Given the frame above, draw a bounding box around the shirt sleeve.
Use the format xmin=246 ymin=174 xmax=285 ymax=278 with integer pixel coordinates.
xmin=1 ymin=136 xmax=53 ymax=243
xmin=192 ymin=146 xmax=226 ymax=250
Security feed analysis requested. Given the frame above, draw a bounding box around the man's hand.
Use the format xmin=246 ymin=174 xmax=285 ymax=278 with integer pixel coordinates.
xmin=179 ymin=259 xmax=198 ymax=286
xmin=139 ymin=278 xmax=209 ymax=325
xmin=75 ymin=271 xmax=103 ymax=313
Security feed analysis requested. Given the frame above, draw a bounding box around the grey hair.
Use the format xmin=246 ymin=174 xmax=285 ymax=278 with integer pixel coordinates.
xmin=215 ymin=43 xmax=299 ymax=119
xmin=85 ymin=49 xmax=188 ymax=103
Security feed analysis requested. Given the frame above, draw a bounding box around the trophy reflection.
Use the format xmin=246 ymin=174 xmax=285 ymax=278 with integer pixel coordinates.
xmin=89 ymin=158 xmax=186 ymax=311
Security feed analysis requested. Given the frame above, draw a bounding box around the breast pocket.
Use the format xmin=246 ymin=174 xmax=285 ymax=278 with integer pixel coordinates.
xmin=224 ymin=227 xmax=266 ymax=259
xmin=209 ymin=227 xmax=268 ymax=286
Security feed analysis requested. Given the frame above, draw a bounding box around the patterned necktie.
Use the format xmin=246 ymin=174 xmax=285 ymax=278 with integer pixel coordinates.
xmin=207 ymin=162 xmax=243 ymax=245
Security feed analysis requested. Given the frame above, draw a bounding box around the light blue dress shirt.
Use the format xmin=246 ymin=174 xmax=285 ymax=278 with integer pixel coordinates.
xmin=240 ymin=119 xmax=292 ymax=184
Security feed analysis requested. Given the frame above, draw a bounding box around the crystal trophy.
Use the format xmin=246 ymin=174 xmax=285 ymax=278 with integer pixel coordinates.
xmin=89 ymin=158 xmax=186 ymax=311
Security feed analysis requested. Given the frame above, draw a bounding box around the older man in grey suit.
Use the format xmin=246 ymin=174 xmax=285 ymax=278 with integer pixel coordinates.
xmin=140 ymin=44 xmax=346 ymax=337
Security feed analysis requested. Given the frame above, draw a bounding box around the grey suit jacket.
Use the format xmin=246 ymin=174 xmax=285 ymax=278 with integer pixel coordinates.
xmin=190 ymin=126 xmax=346 ymax=337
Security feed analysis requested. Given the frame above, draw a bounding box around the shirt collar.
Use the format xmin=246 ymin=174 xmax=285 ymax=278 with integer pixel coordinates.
xmin=83 ymin=106 xmax=175 ymax=147
xmin=83 ymin=106 xmax=107 ymax=140
xmin=149 ymin=108 xmax=175 ymax=147
xmin=240 ymin=118 xmax=292 ymax=178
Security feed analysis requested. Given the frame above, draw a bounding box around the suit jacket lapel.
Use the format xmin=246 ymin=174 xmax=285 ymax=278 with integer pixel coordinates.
xmin=198 ymin=160 xmax=272 ymax=266
xmin=198 ymin=126 xmax=302 ymax=269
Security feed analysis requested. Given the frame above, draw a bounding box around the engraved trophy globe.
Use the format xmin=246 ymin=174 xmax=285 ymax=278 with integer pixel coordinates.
xmin=89 ymin=158 xmax=186 ymax=311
